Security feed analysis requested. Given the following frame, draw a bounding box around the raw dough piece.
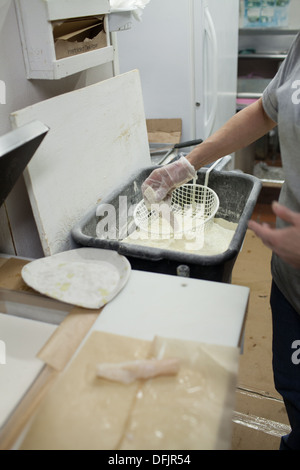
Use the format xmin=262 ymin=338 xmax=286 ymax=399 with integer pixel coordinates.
xmin=19 ymin=332 xmax=239 ymax=450
xmin=22 ymin=260 xmax=119 ymax=309
xmin=21 ymin=248 xmax=131 ymax=309
xmin=20 ymin=332 xmax=150 ymax=450
xmin=96 ymin=358 xmax=180 ymax=384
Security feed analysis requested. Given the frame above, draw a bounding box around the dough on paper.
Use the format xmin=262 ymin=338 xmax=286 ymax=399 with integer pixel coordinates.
xmin=20 ymin=332 xmax=239 ymax=450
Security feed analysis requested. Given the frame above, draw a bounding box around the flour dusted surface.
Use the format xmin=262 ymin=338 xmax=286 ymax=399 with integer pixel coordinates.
xmin=122 ymin=218 xmax=237 ymax=256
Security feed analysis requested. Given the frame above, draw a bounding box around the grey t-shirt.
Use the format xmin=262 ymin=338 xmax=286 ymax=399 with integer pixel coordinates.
xmin=262 ymin=32 xmax=300 ymax=314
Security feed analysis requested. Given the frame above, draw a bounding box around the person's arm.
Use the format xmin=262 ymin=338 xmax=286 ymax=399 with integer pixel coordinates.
xmin=142 ymin=98 xmax=277 ymax=204
xmin=187 ymin=97 xmax=277 ymax=169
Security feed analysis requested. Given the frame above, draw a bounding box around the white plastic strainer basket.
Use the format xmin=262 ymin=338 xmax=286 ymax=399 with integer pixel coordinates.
xmin=134 ymin=183 xmax=219 ymax=236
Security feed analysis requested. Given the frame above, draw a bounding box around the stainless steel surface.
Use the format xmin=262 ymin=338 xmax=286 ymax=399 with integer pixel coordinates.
xmin=0 ymin=288 xmax=71 ymax=325
xmin=149 ymin=142 xmax=174 ymax=153
xmin=238 ymin=53 xmax=286 ymax=59
xmin=237 ymin=92 xmax=263 ymax=99
xmin=150 ymin=139 xmax=203 ymax=166
xmin=150 ymin=152 xmax=170 ymax=165
xmin=239 ymin=28 xmax=299 ymax=36
xmin=204 ymin=158 xmax=223 ymax=187
xmin=0 ymin=121 xmax=49 ymax=207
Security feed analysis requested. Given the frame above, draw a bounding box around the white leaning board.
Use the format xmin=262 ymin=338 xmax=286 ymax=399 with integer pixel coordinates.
xmin=10 ymin=71 xmax=151 ymax=256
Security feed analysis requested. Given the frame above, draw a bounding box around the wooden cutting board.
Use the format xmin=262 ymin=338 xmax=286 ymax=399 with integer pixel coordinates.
xmin=10 ymin=71 xmax=151 ymax=256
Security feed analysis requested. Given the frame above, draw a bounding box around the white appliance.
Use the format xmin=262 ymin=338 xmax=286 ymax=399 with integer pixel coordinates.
xmin=116 ymin=0 xmax=239 ymax=142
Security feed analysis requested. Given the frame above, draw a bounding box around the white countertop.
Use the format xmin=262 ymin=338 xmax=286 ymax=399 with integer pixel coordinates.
xmin=0 ymin=253 xmax=249 ymax=349
xmin=0 ymin=265 xmax=249 ymax=450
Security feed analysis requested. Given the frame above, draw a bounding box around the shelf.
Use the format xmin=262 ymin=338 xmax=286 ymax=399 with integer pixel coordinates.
xmin=239 ymin=28 xmax=299 ymax=36
xmin=15 ymin=0 xmax=114 ymax=80
xmin=237 ymin=92 xmax=263 ymax=99
xmin=238 ymin=53 xmax=286 ymax=59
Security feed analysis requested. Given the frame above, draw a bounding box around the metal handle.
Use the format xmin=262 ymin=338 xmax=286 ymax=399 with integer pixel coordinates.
xmin=204 ymin=157 xmax=223 ymax=187
xmin=173 ymin=139 xmax=203 ymax=149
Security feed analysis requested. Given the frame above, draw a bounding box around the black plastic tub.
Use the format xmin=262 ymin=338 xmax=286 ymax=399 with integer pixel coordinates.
xmin=72 ymin=166 xmax=262 ymax=283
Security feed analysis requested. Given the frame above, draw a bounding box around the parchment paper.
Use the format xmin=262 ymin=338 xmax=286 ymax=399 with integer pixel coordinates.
xmin=20 ymin=332 xmax=150 ymax=450
xmin=20 ymin=331 xmax=239 ymax=450
xmin=119 ymin=336 xmax=239 ymax=450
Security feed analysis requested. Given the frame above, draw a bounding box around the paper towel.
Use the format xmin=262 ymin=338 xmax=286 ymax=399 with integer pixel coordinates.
xmin=110 ymin=0 xmax=150 ymax=20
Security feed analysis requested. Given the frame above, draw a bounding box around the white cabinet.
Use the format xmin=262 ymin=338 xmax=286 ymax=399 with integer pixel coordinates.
xmin=116 ymin=0 xmax=239 ymax=142
xmin=15 ymin=0 xmax=114 ymax=79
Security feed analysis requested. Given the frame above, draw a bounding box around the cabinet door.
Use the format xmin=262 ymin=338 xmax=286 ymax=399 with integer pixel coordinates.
xmin=117 ymin=0 xmax=239 ymax=142
xmin=117 ymin=0 xmax=202 ymax=142
xmin=15 ymin=0 xmax=113 ymax=79
xmin=44 ymin=0 xmax=110 ymax=20
xmin=194 ymin=0 xmax=239 ymax=139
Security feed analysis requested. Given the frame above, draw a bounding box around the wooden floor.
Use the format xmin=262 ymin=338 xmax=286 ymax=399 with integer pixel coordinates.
xmin=251 ymin=203 xmax=277 ymax=227
xmin=230 ymin=196 xmax=291 ymax=450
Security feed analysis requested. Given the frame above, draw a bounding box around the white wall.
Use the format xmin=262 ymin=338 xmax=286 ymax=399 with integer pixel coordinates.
xmin=0 ymin=0 xmax=114 ymax=257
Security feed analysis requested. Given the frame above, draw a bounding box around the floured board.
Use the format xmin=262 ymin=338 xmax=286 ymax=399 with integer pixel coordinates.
xmin=10 ymin=71 xmax=151 ymax=256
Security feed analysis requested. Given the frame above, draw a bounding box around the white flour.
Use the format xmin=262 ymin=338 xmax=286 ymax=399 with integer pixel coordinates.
xmin=121 ymin=218 xmax=237 ymax=256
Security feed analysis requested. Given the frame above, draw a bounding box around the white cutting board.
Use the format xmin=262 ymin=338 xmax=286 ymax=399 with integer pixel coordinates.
xmin=10 ymin=71 xmax=151 ymax=256
xmin=89 ymin=271 xmax=250 ymax=349
xmin=0 ymin=313 xmax=57 ymax=428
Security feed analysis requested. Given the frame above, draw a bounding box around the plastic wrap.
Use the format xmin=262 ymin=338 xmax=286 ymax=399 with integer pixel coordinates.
xmin=118 ymin=336 xmax=239 ymax=450
xmin=20 ymin=331 xmax=239 ymax=450
xmin=110 ymin=0 xmax=150 ymax=20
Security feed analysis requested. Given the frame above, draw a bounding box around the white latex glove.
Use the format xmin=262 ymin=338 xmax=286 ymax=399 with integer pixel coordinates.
xmin=142 ymin=157 xmax=197 ymax=205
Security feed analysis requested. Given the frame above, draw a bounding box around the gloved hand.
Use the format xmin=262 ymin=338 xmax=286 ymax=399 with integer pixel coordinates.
xmin=142 ymin=157 xmax=197 ymax=205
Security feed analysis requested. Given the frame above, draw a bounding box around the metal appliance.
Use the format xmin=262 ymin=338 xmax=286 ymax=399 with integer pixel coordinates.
xmin=0 ymin=121 xmax=49 ymax=207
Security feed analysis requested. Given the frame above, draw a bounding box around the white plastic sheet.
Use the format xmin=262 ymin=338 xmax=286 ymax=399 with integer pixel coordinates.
xmin=110 ymin=0 xmax=150 ymax=20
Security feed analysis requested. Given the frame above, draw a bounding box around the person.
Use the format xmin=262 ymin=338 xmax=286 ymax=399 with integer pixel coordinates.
xmin=142 ymin=33 xmax=300 ymax=450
